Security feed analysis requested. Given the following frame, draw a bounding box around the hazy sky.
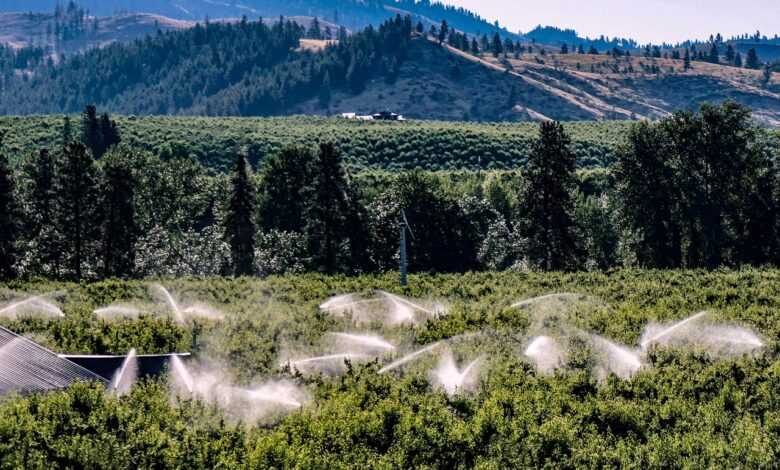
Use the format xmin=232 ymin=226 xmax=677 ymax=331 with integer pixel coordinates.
xmin=440 ymin=0 xmax=779 ymax=43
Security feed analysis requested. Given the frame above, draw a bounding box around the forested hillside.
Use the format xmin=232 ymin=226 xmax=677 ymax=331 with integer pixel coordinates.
xmin=1 ymin=15 xmax=778 ymax=123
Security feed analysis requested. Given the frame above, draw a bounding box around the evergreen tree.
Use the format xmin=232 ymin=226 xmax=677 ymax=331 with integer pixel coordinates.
xmin=20 ymin=149 xmax=61 ymax=276
xmin=100 ymin=148 xmax=138 ymax=278
xmin=726 ymin=44 xmax=735 ymax=63
xmin=471 ymin=37 xmax=480 ymax=55
xmin=81 ymin=104 xmax=102 ymax=157
xmin=319 ymin=70 xmax=332 ymax=108
xmin=504 ymin=38 xmax=515 ymax=53
xmin=517 ymin=122 xmax=582 ymax=271
xmin=258 ymin=146 xmax=313 ymax=233
xmin=684 ymin=48 xmax=692 ymax=70
xmin=54 ymin=142 xmax=100 ymax=280
xmin=303 ymin=143 xmax=360 ymax=274
xmin=708 ymin=43 xmax=719 ymax=63
xmin=438 ymin=20 xmax=448 ymax=44
xmin=0 ymin=149 xmax=20 ymax=279
xmin=61 ymin=115 xmax=72 ymax=145
xmin=560 ymin=43 xmax=569 ymax=54
xmin=745 ymin=48 xmax=760 ymax=69
xmin=491 ymin=33 xmax=503 ymax=57
xmin=734 ymin=52 xmax=742 ymax=67
xmin=480 ymin=34 xmax=489 ymax=52
xmin=667 ymin=102 xmax=774 ymax=267
xmin=225 ymin=154 xmax=256 ymax=276
xmin=307 ymin=17 xmax=322 ymax=40
xmin=99 ymin=112 xmax=120 ymax=155
xmin=615 ymin=121 xmax=682 ymax=268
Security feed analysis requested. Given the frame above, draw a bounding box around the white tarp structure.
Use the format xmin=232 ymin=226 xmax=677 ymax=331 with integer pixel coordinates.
xmin=0 ymin=326 xmax=106 ymax=394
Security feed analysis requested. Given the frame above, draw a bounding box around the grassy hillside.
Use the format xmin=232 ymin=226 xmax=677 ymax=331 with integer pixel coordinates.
xmin=0 ymin=115 xmax=633 ymax=171
xmin=454 ymin=42 xmax=780 ymax=125
xmin=1 ymin=269 xmax=780 ymax=467
xmin=0 ymin=11 xmax=189 ymax=54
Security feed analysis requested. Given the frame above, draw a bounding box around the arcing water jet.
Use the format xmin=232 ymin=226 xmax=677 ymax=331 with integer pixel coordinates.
xmin=94 ymin=305 xmax=142 ymax=320
xmin=244 ymin=382 xmax=304 ymax=409
xmin=0 ymin=296 xmax=64 ymax=319
xmin=327 ymin=333 xmax=396 ymax=352
xmin=511 ymin=293 xmax=586 ymax=309
xmin=379 ymin=342 xmax=442 ymax=374
xmin=432 ymin=350 xmax=481 ymax=396
xmin=111 ymin=349 xmax=138 ymax=397
xmin=152 ymin=284 xmax=185 ymax=324
xmin=379 ymin=291 xmax=435 ymax=315
xmin=169 ymin=357 xmax=306 ymax=424
xmin=183 ymin=304 xmax=225 ymax=321
xmin=170 ymin=355 xmax=195 ymax=394
xmin=151 ymin=285 xmax=224 ymax=324
xmin=287 ymin=353 xmax=372 ymax=375
xmin=640 ymin=311 xmax=764 ymax=355
xmin=640 ymin=311 xmax=709 ymax=349
xmin=524 ymin=336 xmax=566 ymax=374
xmin=591 ymin=335 xmax=643 ymax=380
xmin=320 ymin=291 xmax=445 ymax=326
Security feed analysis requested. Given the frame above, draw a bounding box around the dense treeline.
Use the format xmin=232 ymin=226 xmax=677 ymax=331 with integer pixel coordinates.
xmin=0 ymin=116 xmax=632 ymax=171
xmin=208 ymin=15 xmax=415 ymax=115
xmin=0 ymin=102 xmax=778 ymax=281
xmin=616 ymin=102 xmax=779 ymax=268
xmin=0 ymin=15 xmax=424 ymax=116
xmin=0 ymin=17 xmax=303 ymax=115
xmin=2 ymin=270 xmax=780 ymax=468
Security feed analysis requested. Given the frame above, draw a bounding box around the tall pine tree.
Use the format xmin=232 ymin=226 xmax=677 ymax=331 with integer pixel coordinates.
xmin=745 ymin=48 xmax=760 ymax=69
xmin=81 ymin=105 xmax=103 ymax=158
xmin=304 ymin=143 xmax=358 ymax=274
xmin=100 ymin=149 xmax=138 ymax=278
xmin=517 ymin=121 xmax=582 ymax=271
xmin=81 ymin=105 xmax=120 ymax=159
xmin=21 ymin=149 xmax=62 ymax=277
xmin=258 ymin=146 xmax=314 ymax=233
xmin=225 ymin=154 xmax=256 ymax=276
xmin=54 ymin=142 xmax=100 ymax=280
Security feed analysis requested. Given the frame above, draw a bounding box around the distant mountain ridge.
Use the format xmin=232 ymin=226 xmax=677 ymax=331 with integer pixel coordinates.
xmin=0 ymin=0 xmax=518 ymax=40
xmin=525 ymin=26 xmax=638 ymax=51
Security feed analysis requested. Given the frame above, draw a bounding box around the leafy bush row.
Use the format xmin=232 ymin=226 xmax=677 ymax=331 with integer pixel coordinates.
xmin=0 ymin=115 xmax=635 ymax=171
xmin=1 ymin=270 xmax=780 ymax=468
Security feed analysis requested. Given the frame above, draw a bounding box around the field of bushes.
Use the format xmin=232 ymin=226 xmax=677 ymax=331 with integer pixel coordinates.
xmin=2 ymin=269 xmax=780 ymax=467
xmin=0 ymin=116 xmax=637 ymax=171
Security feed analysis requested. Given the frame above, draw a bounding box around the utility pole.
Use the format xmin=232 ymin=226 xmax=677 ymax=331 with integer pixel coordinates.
xmin=399 ymin=209 xmax=413 ymax=287
xmin=400 ymin=219 xmax=408 ymax=287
